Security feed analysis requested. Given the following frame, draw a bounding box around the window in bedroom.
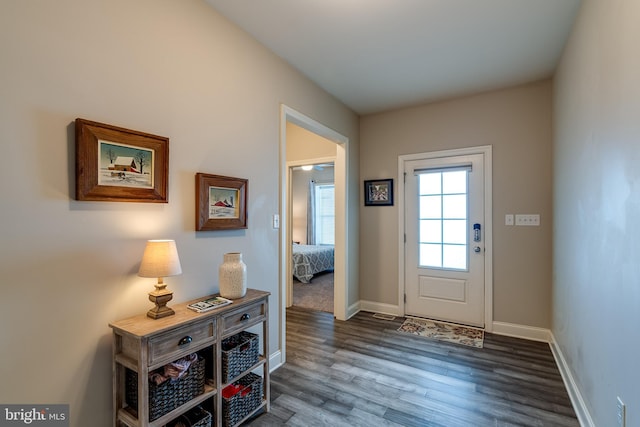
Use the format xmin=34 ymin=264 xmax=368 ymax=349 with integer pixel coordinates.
xmin=314 ymin=182 xmax=335 ymax=245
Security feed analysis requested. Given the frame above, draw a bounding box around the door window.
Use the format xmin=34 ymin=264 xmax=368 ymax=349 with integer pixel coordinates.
xmin=417 ymin=168 xmax=469 ymax=270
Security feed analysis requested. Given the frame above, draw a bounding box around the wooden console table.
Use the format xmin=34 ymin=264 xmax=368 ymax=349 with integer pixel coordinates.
xmin=109 ymin=289 xmax=270 ymax=426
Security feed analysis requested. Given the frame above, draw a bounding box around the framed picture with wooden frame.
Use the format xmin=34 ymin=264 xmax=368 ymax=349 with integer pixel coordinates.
xmin=364 ymin=178 xmax=394 ymax=206
xmin=196 ymin=173 xmax=248 ymax=231
xmin=75 ymin=118 xmax=169 ymax=202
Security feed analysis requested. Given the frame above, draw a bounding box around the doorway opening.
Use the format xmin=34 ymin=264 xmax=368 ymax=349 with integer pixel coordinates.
xmin=279 ymin=105 xmax=349 ymax=366
xmin=289 ymin=160 xmax=336 ymax=314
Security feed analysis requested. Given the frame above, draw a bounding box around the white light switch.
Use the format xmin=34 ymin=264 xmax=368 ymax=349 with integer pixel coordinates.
xmin=505 ymin=214 xmax=514 ymax=226
xmin=272 ymin=214 xmax=280 ymax=229
xmin=515 ymin=214 xmax=540 ymax=226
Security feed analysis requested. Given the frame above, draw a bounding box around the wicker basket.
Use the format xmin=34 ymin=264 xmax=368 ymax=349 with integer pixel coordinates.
xmin=222 ymin=373 xmax=263 ymax=426
xmin=165 ymin=406 xmax=212 ymax=427
xmin=221 ymin=332 xmax=259 ymax=383
xmin=125 ymin=356 xmax=206 ymax=422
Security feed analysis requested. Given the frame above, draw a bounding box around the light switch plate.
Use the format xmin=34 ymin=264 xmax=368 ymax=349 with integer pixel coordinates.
xmin=505 ymin=214 xmax=514 ymax=226
xmin=515 ymin=214 xmax=540 ymax=226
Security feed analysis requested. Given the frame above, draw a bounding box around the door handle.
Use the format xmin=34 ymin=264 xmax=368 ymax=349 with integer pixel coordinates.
xmin=474 ymin=246 xmax=482 ymax=253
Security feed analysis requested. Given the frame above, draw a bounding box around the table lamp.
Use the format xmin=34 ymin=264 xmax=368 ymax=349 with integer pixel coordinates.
xmin=138 ymin=239 xmax=182 ymax=319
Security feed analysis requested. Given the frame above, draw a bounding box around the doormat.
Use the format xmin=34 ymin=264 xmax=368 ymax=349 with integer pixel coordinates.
xmin=397 ymin=317 xmax=484 ymax=348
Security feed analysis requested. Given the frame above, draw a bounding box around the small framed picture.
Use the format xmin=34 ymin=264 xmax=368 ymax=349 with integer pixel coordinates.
xmin=196 ymin=173 xmax=248 ymax=231
xmin=75 ymin=118 xmax=169 ymax=202
xmin=364 ymin=179 xmax=394 ymax=206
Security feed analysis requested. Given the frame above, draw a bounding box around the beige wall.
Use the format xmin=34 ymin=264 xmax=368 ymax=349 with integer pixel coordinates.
xmin=286 ymin=122 xmax=338 ymax=162
xmin=553 ymin=0 xmax=640 ymax=425
xmin=360 ymin=80 xmax=553 ymax=328
xmin=0 ymin=1 xmax=358 ymax=425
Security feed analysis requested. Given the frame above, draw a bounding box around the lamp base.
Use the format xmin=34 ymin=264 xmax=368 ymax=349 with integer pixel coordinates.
xmin=147 ymin=305 xmax=175 ymax=319
xmin=147 ymin=285 xmax=174 ymax=319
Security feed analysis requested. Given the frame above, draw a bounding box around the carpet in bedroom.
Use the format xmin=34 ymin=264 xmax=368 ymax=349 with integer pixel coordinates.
xmin=293 ymin=271 xmax=333 ymax=313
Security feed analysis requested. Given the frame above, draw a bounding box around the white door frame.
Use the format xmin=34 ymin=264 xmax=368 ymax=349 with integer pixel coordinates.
xmin=398 ymin=145 xmax=493 ymax=331
xmin=279 ymin=105 xmax=349 ymax=365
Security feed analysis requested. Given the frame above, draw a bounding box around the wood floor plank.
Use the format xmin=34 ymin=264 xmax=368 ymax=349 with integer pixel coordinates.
xmin=245 ymin=307 xmax=579 ymax=426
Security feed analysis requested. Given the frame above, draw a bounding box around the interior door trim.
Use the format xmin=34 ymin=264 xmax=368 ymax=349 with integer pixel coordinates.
xmin=398 ymin=145 xmax=493 ymax=332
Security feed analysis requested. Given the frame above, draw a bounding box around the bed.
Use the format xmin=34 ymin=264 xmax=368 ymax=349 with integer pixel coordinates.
xmin=292 ymin=244 xmax=334 ymax=283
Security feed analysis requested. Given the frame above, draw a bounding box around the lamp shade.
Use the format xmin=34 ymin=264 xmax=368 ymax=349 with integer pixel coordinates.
xmin=138 ymin=240 xmax=182 ymax=278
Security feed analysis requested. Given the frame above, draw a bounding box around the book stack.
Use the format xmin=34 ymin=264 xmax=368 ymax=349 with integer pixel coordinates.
xmin=187 ymin=296 xmax=233 ymax=313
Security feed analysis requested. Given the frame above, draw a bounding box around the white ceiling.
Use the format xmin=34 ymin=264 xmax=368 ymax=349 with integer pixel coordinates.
xmin=205 ymin=0 xmax=581 ymax=115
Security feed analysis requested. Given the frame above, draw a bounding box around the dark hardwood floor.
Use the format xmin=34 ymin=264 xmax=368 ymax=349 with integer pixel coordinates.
xmin=246 ymin=307 xmax=579 ymax=426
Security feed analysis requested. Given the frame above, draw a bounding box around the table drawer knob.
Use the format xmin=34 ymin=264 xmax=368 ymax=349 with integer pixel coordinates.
xmin=240 ymin=313 xmax=251 ymax=321
xmin=178 ymin=335 xmax=193 ymax=346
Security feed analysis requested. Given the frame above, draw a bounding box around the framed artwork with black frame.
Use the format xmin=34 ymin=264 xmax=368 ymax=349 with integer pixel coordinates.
xmin=364 ymin=178 xmax=394 ymax=206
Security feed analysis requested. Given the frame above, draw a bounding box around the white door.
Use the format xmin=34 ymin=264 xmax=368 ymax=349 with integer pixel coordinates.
xmin=404 ymin=153 xmax=485 ymax=327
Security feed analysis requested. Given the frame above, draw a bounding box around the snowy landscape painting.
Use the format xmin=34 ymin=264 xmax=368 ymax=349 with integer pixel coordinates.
xmin=76 ymin=118 xmax=168 ymax=202
xmin=98 ymin=140 xmax=154 ymax=188
xmin=196 ymin=172 xmax=247 ymax=230
xmin=208 ymin=186 xmax=240 ymax=219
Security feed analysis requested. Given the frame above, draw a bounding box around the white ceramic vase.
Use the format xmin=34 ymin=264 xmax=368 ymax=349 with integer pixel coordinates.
xmin=218 ymin=252 xmax=247 ymax=299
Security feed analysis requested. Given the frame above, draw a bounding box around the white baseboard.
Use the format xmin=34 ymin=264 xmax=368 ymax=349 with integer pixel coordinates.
xmin=549 ymin=333 xmax=595 ymax=427
xmin=268 ymin=350 xmax=283 ymax=372
xmin=492 ymin=324 xmax=594 ymax=426
xmin=346 ymin=300 xmax=361 ymax=319
xmin=492 ymin=321 xmax=552 ymax=342
xmin=359 ymin=300 xmax=401 ymax=316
